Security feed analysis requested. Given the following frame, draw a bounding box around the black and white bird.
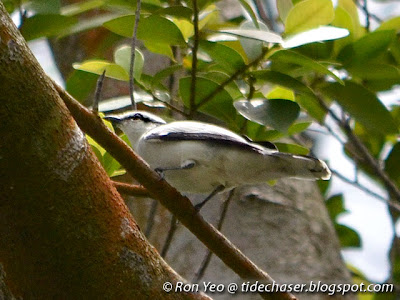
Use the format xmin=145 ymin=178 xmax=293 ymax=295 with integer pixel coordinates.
xmin=104 ymin=111 xmax=330 ymax=205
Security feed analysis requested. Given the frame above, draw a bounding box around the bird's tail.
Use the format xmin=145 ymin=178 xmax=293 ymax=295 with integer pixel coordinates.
xmin=266 ymin=152 xmax=331 ymax=181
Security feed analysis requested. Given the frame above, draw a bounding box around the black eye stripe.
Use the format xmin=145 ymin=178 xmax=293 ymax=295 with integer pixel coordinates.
xmin=128 ymin=113 xmax=163 ymax=124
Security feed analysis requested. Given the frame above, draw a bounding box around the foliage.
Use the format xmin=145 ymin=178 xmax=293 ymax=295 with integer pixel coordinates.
xmin=13 ymin=0 xmax=400 ymax=296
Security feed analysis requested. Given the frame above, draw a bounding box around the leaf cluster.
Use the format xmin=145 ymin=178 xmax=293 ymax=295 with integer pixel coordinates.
xmin=14 ymin=0 xmax=400 ymax=290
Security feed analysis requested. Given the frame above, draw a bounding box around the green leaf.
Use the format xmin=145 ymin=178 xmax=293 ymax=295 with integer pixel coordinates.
xmin=179 ymin=76 xmax=236 ymax=124
xmin=199 ymin=71 xmax=243 ymax=100
xmin=285 ymin=0 xmax=334 ymax=34
xmin=252 ymin=70 xmax=313 ymax=96
xmin=66 ymin=70 xmax=98 ymax=103
xmin=218 ymin=29 xmax=283 ymax=44
xmin=238 ymin=20 xmax=269 ymax=61
xmin=103 ymin=15 xmax=186 ymax=46
xmin=326 ymin=194 xmax=346 ymax=220
xmin=287 ymin=121 xmax=312 ymax=135
xmin=385 ymin=142 xmax=400 ymax=186
xmin=155 ymin=6 xmax=193 ymax=20
xmin=234 ymin=99 xmax=300 ymax=132
xmin=113 ymin=46 xmax=144 ymax=79
xmin=105 ymin=0 xmax=161 ymax=10
xmin=322 ymin=81 xmax=398 ymax=135
xmin=58 ymin=14 xmax=119 ymax=37
xmin=199 ymin=41 xmax=245 ymax=74
xmin=61 ymin=0 xmax=104 ymax=16
xmin=73 ymin=60 xmax=129 ymax=81
xmin=331 ymin=6 xmax=354 ymax=55
xmin=353 ymin=122 xmax=385 ymax=158
xmin=173 ymin=18 xmax=194 ymax=42
xmin=198 ymin=4 xmax=219 ymax=29
xmin=335 ymin=224 xmax=361 ymax=248
xmin=347 ymin=63 xmax=400 ymax=81
xmin=152 ymin=64 xmax=183 ymax=88
xmin=251 ymin=70 xmax=326 ymax=122
xmin=20 ymin=14 xmax=77 ymax=41
xmin=98 ymin=93 xmax=160 ymax=112
xmin=269 ymin=50 xmax=343 ymax=84
xmin=274 ymin=142 xmax=309 ymax=155
xmin=338 ymin=30 xmax=395 ymax=65
xmin=266 ymin=86 xmax=295 ymax=101
xmin=277 ymin=0 xmax=293 ymax=22
xmin=326 ymin=193 xmax=361 ymax=248
xmin=337 ymin=0 xmax=364 ymax=39
xmin=3 ymin=0 xmax=16 ymax=13
xmin=90 ymin=143 xmax=104 ymax=165
xmin=103 ymin=152 xmax=122 ymax=176
xmin=377 ymin=16 xmax=400 ymax=32
xmin=237 ymin=0 xmax=259 ymax=29
xmin=27 ymin=0 xmax=61 ymax=14
xmin=144 ymin=41 xmax=174 ymax=59
xmin=317 ymin=179 xmax=330 ymax=196
xmin=296 ymin=94 xmax=326 ymax=123
xmin=283 ymin=26 xmax=349 ymax=48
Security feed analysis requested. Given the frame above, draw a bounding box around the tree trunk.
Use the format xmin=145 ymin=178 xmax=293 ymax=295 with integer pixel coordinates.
xmin=0 ymin=4 xmax=208 ymax=299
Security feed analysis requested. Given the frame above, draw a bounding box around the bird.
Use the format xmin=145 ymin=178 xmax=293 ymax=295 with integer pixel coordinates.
xmin=104 ymin=110 xmax=331 ymax=208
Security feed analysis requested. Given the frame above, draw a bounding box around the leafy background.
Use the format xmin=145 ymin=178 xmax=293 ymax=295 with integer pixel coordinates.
xmin=5 ymin=0 xmax=400 ymax=297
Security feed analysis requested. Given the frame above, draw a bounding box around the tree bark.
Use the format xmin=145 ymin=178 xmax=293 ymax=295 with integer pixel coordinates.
xmin=0 ymin=4 xmax=208 ymax=299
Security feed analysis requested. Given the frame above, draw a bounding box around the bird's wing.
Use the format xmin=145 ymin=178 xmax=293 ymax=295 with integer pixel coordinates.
xmin=143 ymin=121 xmax=276 ymax=154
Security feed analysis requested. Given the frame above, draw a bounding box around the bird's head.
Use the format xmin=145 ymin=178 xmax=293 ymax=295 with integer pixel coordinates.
xmin=104 ymin=110 xmax=166 ymax=148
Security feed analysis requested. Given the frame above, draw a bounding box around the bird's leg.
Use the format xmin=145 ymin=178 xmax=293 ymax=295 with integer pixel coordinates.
xmin=194 ymin=185 xmax=225 ymax=211
xmin=155 ymin=160 xmax=196 ymax=179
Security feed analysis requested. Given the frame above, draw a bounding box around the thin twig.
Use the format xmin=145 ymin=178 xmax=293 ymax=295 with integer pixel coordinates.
xmin=353 ymin=0 xmax=382 ymax=23
xmin=247 ymin=76 xmax=256 ymax=100
xmin=161 ymin=215 xmax=178 ymax=258
xmin=18 ymin=0 xmax=26 ymax=26
xmin=129 ymin=0 xmax=142 ymax=110
xmin=316 ymin=95 xmax=400 ymax=203
xmin=135 ymin=80 xmax=189 ymax=117
xmin=331 ymin=170 xmax=400 ymax=213
xmin=194 ymin=47 xmax=269 ymax=110
xmin=168 ymin=46 xmax=179 ymax=96
xmin=362 ymin=0 xmax=370 ymax=31
xmin=255 ymin=0 xmax=273 ymax=30
xmin=189 ymin=0 xmax=200 ymax=117
xmin=193 ymin=189 xmax=235 ymax=282
xmin=323 ymin=122 xmax=346 ymax=145
xmin=145 ymin=200 xmax=159 ymax=238
xmin=92 ymin=70 xmax=106 ymax=113
xmin=113 ymin=181 xmax=150 ymax=197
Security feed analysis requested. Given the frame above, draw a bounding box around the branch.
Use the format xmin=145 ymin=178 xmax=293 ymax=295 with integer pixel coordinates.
xmin=353 ymin=0 xmax=382 ymax=24
xmin=189 ymin=0 xmax=200 ymax=117
xmin=161 ymin=216 xmax=178 ymax=258
xmin=362 ymin=0 xmax=370 ymax=30
xmin=145 ymin=200 xmax=159 ymax=237
xmin=194 ymin=47 xmax=269 ymax=110
xmin=92 ymin=70 xmax=106 ymax=113
xmin=316 ymin=96 xmax=400 ymax=203
xmin=129 ymin=0 xmax=142 ymax=110
xmin=331 ymin=169 xmax=400 ymax=212
xmin=135 ymin=80 xmax=189 ymax=117
xmin=193 ymin=189 xmax=235 ymax=282
xmin=54 ymin=81 xmax=296 ymax=300
xmin=113 ymin=181 xmax=150 ymax=197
